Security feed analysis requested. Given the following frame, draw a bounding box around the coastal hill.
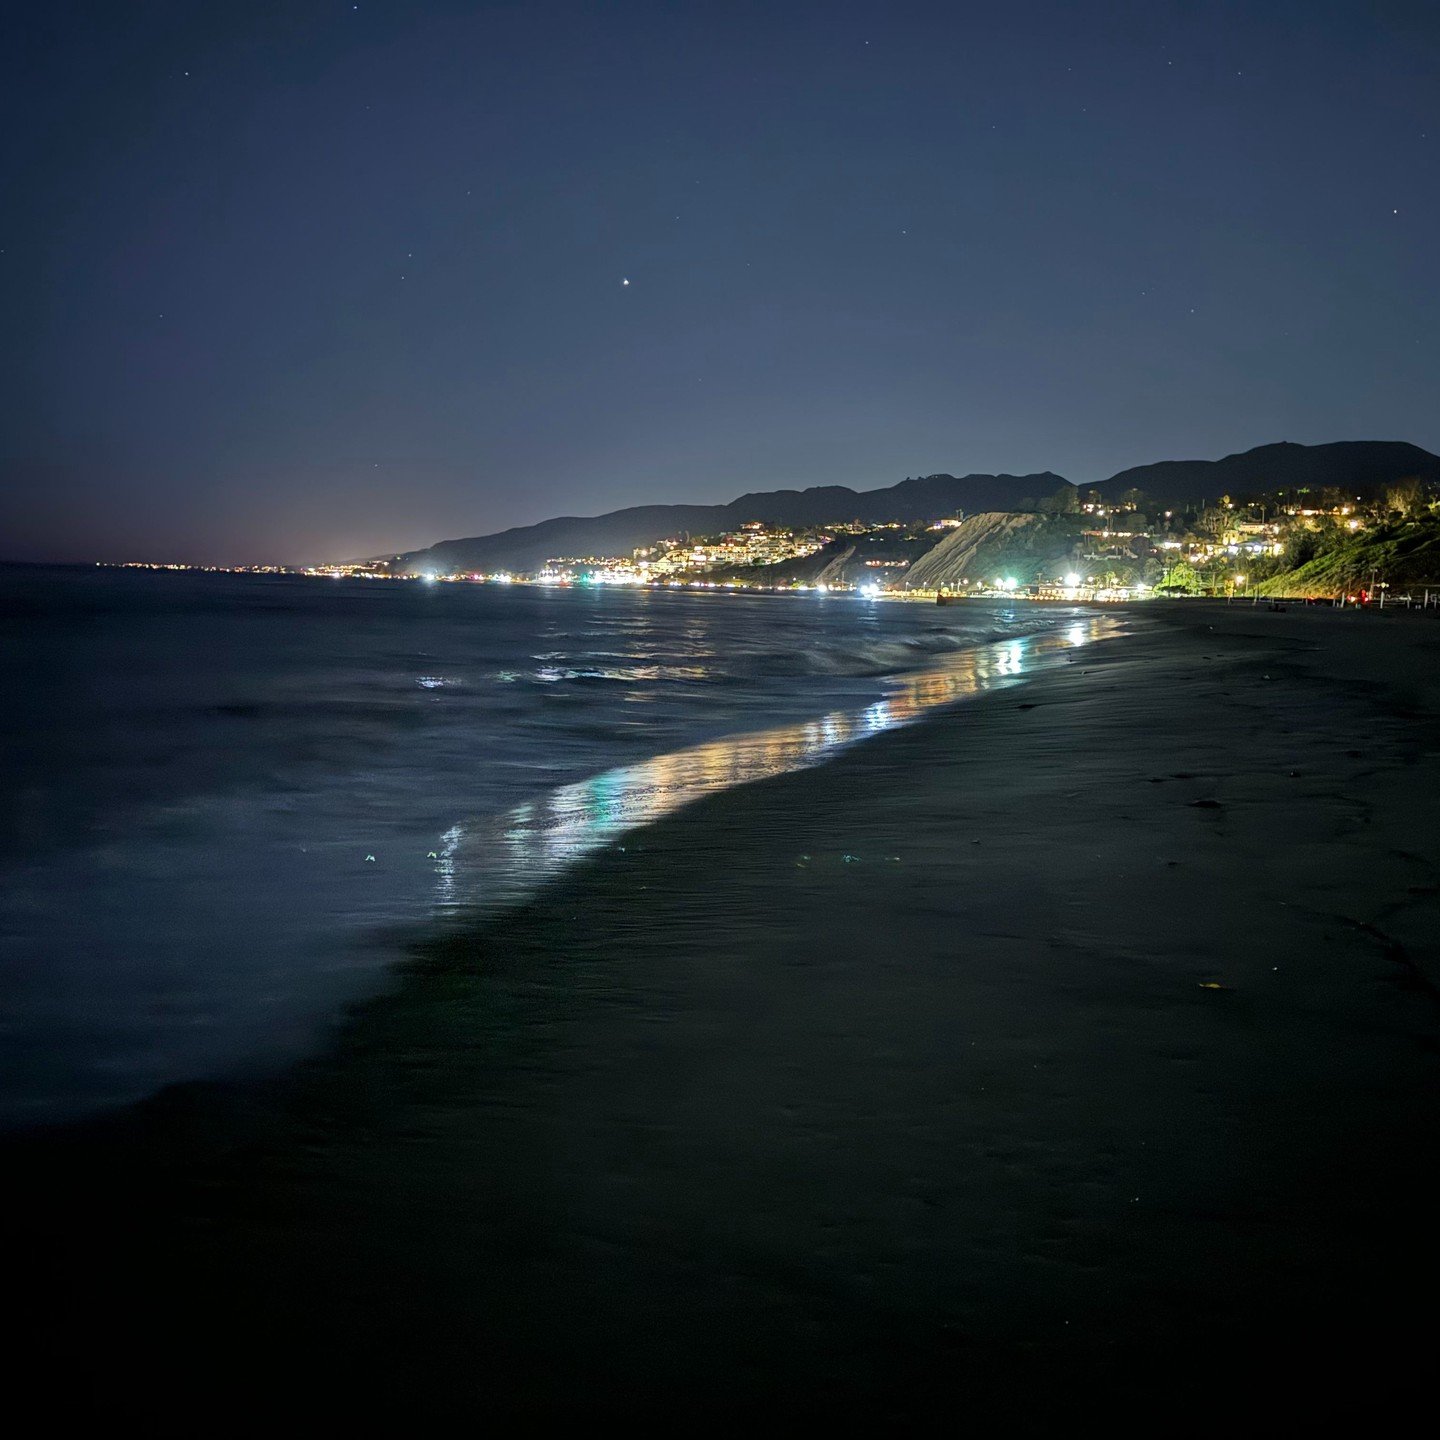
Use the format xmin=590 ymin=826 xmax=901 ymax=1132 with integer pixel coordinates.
xmin=384 ymin=472 xmax=1067 ymax=575
xmin=1256 ymin=516 xmax=1440 ymax=598
xmin=384 ymin=441 xmax=1440 ymax=575
xmin=901 ymin=513 xmax=1046 ymax=591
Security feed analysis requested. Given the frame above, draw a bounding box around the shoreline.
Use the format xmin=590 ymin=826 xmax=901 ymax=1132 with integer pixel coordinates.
xmin=1 ymin=601 xmax=1112 ymax=1134
xmin=13 ymin=601 xmax=1440 ymax=1428
xmin=0 ymin=579 xmax=1088 ymax=1132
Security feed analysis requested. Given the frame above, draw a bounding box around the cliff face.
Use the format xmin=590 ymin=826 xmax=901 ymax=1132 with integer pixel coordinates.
xmin=900 ymin=513 xmax=1042 ymax=590
xmin=812 ymin=545 xmax=859 ymax=588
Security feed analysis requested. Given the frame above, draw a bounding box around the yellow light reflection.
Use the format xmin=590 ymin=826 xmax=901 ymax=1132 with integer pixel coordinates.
xmin=440 ymin=616 xmax=1123 ymax=909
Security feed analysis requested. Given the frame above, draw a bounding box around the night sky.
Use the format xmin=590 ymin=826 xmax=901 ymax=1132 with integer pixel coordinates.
xmin=4 ymin=1 xmax=1437 ymax=565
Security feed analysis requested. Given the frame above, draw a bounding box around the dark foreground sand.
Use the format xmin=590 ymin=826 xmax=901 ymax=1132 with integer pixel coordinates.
xmin=12 ymin=603 xmax=1440 ymax=1432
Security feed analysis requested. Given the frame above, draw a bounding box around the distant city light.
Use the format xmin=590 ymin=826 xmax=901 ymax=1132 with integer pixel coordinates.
xmin=102 ymin=487 xmax=1396 ymax=603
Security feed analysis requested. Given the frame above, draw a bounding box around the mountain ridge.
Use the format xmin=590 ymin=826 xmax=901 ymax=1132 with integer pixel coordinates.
xmin=388 ymin=472 xmax=1067 ymax=575
xmin=1092 ymin=440 xmax=1440 ymax=507
xmin=383 ymin=441 xmax=1439 ymax=574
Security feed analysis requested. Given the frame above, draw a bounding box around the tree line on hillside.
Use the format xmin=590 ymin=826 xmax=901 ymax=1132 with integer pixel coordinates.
xmin=1159 ymin=479 xmax=1440 ymax=597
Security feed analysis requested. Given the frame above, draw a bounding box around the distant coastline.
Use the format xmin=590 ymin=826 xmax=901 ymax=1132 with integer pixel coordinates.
xmin=77 ymin=439 xmax=1440 ymax=602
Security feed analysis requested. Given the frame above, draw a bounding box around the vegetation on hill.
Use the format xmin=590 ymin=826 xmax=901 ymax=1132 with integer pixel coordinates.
xmin=1252 ymin=516 xmax=1440 ymax=597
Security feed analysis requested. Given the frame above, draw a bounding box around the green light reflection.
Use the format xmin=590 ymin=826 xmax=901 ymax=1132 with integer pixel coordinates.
xmin=435 ymin=616 xmax=1122 ymax=910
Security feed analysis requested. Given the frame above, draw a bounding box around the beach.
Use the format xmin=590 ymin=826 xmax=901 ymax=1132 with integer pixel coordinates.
xmin=13 ymin=601 xmax=1440 ymax=1431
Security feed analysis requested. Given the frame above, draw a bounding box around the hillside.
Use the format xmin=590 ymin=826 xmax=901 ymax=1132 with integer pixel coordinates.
xmin=1093 ymin=441 xmax=1440 ymax=508
xmin=1254 ymin=517 xmax=1440 ymax=598
xmin=375 ymin=440 xmax=1440 ymax=576
xmin=901 ymin=513 xmax=1086 ymax=591
xmin=385 ymin=472 xmax=1067 ymax=575
xmin=706 ymin=527 xmax=939 ymax=588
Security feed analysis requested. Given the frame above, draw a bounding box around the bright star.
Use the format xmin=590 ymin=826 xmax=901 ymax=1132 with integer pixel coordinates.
xmin=622 ymin=278 xmax=630 ymax=286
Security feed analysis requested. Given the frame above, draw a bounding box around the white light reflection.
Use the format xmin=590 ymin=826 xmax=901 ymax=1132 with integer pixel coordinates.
xmin=995 ymin=640 xmax=1025 ymax=676
xmin=436 ymin=616 xmax=1123 ymax=911
xmin=434 ymin=823 xmax=464 ymax=907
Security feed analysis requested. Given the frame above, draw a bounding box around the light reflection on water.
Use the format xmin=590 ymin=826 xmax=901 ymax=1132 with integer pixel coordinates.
xmin=437 ymin=615 xmax=1121 ymax=910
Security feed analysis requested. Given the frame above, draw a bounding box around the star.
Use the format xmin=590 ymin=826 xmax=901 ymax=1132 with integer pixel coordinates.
xmin=622 ymin=278 xmax=630 ymax=286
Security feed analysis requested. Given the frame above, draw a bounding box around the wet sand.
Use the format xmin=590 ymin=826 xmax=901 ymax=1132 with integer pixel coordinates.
xmin=12 ymin=602 xmax=1440 ymax=1431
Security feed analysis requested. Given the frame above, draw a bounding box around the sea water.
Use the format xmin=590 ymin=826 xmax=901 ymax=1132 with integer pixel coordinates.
xmin=0 ymin=565 xmax=1103 ymax=1126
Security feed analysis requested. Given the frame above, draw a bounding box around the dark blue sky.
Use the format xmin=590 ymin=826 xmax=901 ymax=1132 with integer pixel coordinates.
xmin=4 ymin=1 xmax=1437 ymax=564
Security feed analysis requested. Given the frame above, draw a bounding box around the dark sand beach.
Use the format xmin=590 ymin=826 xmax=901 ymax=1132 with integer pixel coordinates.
xmin=13 ymin=603 xmax=1440 ymax=1431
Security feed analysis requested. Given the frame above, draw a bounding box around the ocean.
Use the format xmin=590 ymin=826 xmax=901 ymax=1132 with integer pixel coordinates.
xmin=0 ymin=565 xmax=1105 ymax=1127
